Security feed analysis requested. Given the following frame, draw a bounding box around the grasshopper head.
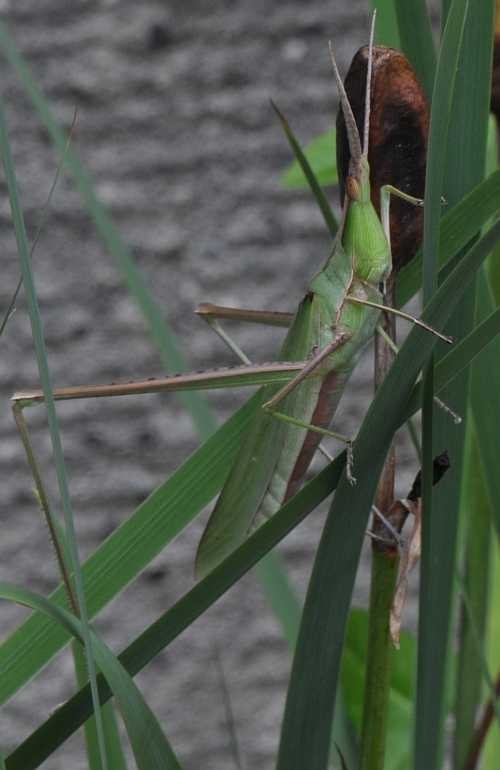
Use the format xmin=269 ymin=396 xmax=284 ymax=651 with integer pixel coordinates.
xmin=329 ymin=11 xmax=375 ymax=202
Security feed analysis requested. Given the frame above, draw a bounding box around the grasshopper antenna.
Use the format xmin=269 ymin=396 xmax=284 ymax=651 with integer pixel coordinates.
xmin=329 ymin=10 xmax=377 ymax=168
xmin=363 ymin=9 xmax=377 ymax=155
xmin=328 ymin=40 xmax=362 ymax=165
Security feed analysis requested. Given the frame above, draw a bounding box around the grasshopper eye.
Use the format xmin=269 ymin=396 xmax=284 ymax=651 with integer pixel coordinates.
xmin=346 ymin=175 xmax=361 ymax=201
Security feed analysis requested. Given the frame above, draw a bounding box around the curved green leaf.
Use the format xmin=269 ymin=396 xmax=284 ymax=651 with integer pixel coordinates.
xmin=0 ymin=583 xmax=181 ymax=770
xmin=280 ymin=128 xmax=337 ymax=190
xmin=273 ymin=104 xmax=337 ymax=236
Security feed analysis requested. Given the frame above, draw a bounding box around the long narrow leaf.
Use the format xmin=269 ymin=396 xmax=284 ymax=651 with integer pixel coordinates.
xmin=483 ymin=544 xmax=500 ymax=767
xmin=469 ymin=272 xmax=500 ymax=541
xmin=72 ymin=642 xmax=128 ymax=770
xmin=256 ymin=554 xmax=358 ymax=768
xmin=280 ymin=129 xmax=338 ymax=190
xmin=454 ymin=428 xmax=493 ymax=768
xmin=372 ymin=0 xmax=400 ymax=48
xmin=272 ymin=102 xmax=338 ymax=237
xmin=395 ymin=0 xmax=436 ymax=99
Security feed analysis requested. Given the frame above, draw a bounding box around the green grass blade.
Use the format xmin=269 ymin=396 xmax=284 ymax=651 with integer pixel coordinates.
xmin=274 ymin=218 xmax=500 ymax=770
xmin=481 ymin=128 xmax=500 ymax=767
xmin=395 ymin=0 xmax=436 ymax=99
xmin=483 ymin=544 xmax=500 ymax=767
xmin=254 ymin=553 xmax=302 ymax=650
xmin=272 ymin=103 xmax=337 ymax=236
xmin=0 ymin=20 xmax=215 ymax=439
xmin=395 ymin=171 xmax=500 ymax=308
xmin=280 ymin=128 xmax=338 ymax=190
xmin=422 ymin=0 xmax=468 ymax=303
xmin=469 ymin=274 xmax=500 ymax=541
xmin=256 ymin=554 xmax=359 ymax=769
xmin=454 ymin=570 xmax=500 ymax=726
xmin=0 ymin=98 xmax=108 ymax=768
xmin=0 ymin=583 xmax=181 ymax=770
xmin=7 ymin=220 xmax=500 ymax=766
xmin=454 ymin=427 xmax=493 ymax=769
xmin=371 ymin=0 xmax=400 ymax=48
xmin=210 ymin=644 xmax=243 ymax=770
xmin=0 ymin=394 xmax=259 ymax=707
xmin=73 ymin=642 xmax=128 ymax=770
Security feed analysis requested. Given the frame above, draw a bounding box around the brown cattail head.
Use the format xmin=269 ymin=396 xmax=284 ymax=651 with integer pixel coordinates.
xmin=336 ymin=46 xmax=430 ymax=273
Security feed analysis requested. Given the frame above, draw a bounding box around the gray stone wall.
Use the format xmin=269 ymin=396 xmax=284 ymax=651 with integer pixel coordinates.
xmin=0 ymin=2 xmax=416 ymax=768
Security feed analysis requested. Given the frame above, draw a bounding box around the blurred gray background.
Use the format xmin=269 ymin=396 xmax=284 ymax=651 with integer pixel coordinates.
xmin=0 ymin=1 xmax=417 ymax=768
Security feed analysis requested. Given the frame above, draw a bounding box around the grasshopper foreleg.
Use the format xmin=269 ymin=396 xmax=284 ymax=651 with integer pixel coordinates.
xmin=262 ymin=332 xmax=350 ymax=410
xmin=379 ymin=184 xmax=447 ymax=251
xmin=379 ymin=184 xmax=424 ymax=254
xmin=376 ymin=323 xmax=461 ymax=425
xmin=347 ymin=295 xmax=453 ymax=343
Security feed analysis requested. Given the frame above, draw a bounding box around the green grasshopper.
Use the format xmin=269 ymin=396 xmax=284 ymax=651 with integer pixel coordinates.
xmin=12 ymin=16 xmax=449 ymax=580
xmin=192 ymin=18 xmax=452 ymax=577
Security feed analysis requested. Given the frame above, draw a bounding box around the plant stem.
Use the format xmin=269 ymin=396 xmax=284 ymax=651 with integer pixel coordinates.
xmin=357 ymin=277 xmax=399 ymax=770
xmin=358 ymin=548 xmax=399 ymax=770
